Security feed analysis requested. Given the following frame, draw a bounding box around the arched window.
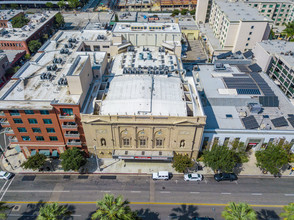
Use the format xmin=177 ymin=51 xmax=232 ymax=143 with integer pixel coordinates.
xmin=100 ymin=138 xmax=106 ymax=146
xmin=180 ymin=140 xmax=185 ymax=148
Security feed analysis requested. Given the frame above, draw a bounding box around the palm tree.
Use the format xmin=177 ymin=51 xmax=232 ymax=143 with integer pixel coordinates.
xmin=0 ymin=202 xmax=10 ymax=220
xmin=282 ymin=22 xmax=294 ymax=40
xmin=222 ymin=202 xmax=257 ymax=220
xmin=91 ymin=194 xmax=137 ymax=220
xmin=280 ymin=203 xmax=294 ymax=220
xmin=37 ymin=202 xmax=72 ymax=220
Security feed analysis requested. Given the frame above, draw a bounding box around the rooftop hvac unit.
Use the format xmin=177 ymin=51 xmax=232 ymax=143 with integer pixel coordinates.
xmin=40 ymin=72 xmax=46 ymax=80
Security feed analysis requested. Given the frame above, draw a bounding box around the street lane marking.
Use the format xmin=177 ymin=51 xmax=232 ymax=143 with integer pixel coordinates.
xmin=100 ymin=190 xmax=111 ymax=193
xmin=251 ymin=193 xmax=262 ymax=196
xmin=160 ymin=191 xmax=171 ymax=193
xmin=131 ymin=191 xmax=141 ymax=193
xmin=7 ymin=190 xmax=70 ymax=193
xmin=2 ymin=201 xmax=285 ymax=208
xmin=285 ymin=194 xmax=294 ymax=197
xmin=221 ymin=193 xmax=231 ymax=195
xmin=190 ymin=192 xmax=200 ymax=194
xmin=0 ymin=177 xmax=14 ymax=201
xmin=0 ymin=180 xmax=9 ymax=195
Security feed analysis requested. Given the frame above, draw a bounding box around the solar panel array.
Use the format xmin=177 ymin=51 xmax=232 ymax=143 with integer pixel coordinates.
xmin=259 ymin=96 xmax=279 ymax=107
xmin=248 ymin=63 xmax=262 ymax=72
xmin=271 ymin=117 xmax=288 ymax=127
xmin=223 ymin=76 xmax=261 ymax=95
xmin=242 ymin=116 xmax=259 ymax=129
xmin=237 ymin=89 xmax=261 ymax=95
xmin=236 ymin=65 xmax=250 ymax=73
xmin=288 ymin=117 xmax=294 ymax=128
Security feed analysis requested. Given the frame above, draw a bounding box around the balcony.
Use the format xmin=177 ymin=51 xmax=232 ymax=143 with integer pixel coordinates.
xmin=9 ymin=136 xmax=18 ymax=143
xmin=64 ymin=133 xmax=80 ymax=138
xmin=62 ymin=123 xmax=78 ymax=129
xmin=67 ymin=140 xmax=82 ymax=146
xmin=59 ymin=114 xmax=76 ymax=120
xmin=4 ymin=128 xmax=14 ymax=135
xmin=0 ymin=111 xmax=5 ymax=116
xmin=0 ymin=118 xmax=10 ymax=126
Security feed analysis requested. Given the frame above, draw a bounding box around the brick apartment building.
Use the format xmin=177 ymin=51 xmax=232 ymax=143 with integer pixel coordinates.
xmin=0 ymin=10 xmax=57 ymax=54
xmin=0 ymin=10 xmax=23 ymax=28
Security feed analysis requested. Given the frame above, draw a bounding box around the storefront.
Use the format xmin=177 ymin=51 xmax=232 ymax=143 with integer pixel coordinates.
xmin=112 ymin=150 xmax=173 ymax=161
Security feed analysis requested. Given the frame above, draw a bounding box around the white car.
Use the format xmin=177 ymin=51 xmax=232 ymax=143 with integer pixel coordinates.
xmin=184 ymin=173 xmax=203 ymax=181
xmin=152 ymin=171 xmax=170 ymax=180
xmin=0 ymin=171 xmax=13 ymax=180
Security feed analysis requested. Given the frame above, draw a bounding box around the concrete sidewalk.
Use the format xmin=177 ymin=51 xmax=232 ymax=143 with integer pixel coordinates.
xmin=1 ymin=147 xmax=293 ymax=177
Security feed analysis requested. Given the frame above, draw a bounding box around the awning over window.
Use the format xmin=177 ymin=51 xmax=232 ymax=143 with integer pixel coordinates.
xmin=39 ymin=150 xmax=50 ymax=157
xmin=52 ymin=150 xmax=59 ymax=157
xmin=15 ymin=145 xmax=21 ymax=153
xmin=30 ymin=150 xmax=36 ymax=156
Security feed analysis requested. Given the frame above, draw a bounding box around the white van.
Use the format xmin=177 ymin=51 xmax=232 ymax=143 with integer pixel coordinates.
xmin=152 ymin=171 xmax=170 ymax=180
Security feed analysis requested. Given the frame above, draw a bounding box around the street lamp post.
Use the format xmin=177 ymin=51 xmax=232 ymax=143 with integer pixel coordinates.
xmin=93 ymin=145 xmax=100 ymax=171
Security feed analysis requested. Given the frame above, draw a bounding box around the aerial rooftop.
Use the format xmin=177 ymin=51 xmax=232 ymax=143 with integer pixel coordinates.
xmin=0 ymin=11 xmax=57 ymax=41
xmin=215 ymin=0 xmax=271 ymax=21
xmin=0 ymin=9 xmax=22 ymax=21
xmin=256 ymin=40 xmax=294 ymax=68
xmin=113 ymin=23 xmax=181 ymax=33
xmin=195 ymin=64 xmax=294 ymax=130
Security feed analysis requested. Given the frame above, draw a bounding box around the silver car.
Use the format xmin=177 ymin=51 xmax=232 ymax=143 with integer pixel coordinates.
xmin=184 ymin=173 xmax=203 ymax=181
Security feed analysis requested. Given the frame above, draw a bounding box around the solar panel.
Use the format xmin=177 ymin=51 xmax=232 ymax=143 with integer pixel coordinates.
xmin=216 ymin=51 xmax=233 ymax=59
xmin=223 ymin=77 xmax=259 ymax=90
xmin=242 ymin=116 xmax=259 ymax=129
xmin=250 ymin=72 xmax=277 ymax=96
xmin=236 ymin=65 xmax=250 ymax=73
xmin=243 ymin=50 xmax=253 ymax=59
xmin=271 ymin=117 xmax=288 ymax=127
xmin=248 ymin=64 xmax=262 ymax=72
xmin=237 ymin=89 xmax=261 ymax=95
xmin=288 ymin=117 xmax=294 ymax=128
xmin=259 ymin=96 xmax=279 ymax=107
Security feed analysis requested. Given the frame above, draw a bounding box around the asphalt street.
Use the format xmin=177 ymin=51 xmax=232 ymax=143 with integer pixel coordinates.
xmin=0 ymin=174 xmax=293 ymax=219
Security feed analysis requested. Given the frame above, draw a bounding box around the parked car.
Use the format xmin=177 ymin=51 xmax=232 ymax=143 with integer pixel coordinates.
xmin=192 ymin=218 xmax=214 ymax=220
xmin=152 ymin=171 xmax=171 ymax=180
xmin=214 ymin=173 xmax=237 ymax=182
xmin=0 ymin=171 xmax=13 ymax=180
xmin=184 ymin=173 xmax=203 ymax=181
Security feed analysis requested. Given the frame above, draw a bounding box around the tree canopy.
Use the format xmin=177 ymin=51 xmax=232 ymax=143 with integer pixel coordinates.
xmin=21 ymin=153 xmax=46 ymax=170
xmin=54 ymin=13 xmax=65 ymax=28
xmin=91 ymin=194 xmax=137 ymax=220
xmin=11 ymin=13 xmax=29 ymax=28
xmin=222 ymin=202 xmax=257 ymax=220
xmin=255 ymin=144 xmax=288 ymax=175
xmin=60 ymin=147 xmax=87 ymax=171
xmin=0 ymin=202 xmax=10 ymax=220
xmin=172 ymin=153 xmax=193 ymax=173
xmin=37 ymin=203 xmax=72 ymax=220
xmin=28 ymin=40 xmax=42 ymax=53
xmin=282 ymin=22 xmax=294 ymax=40
xmin=203 ymin=145 xmax=240 ymax=173
xmin=45 ymin=2 xmax=54 ymax=8
xmin=280 ymin=203 xmax=294 ymax=220
xmin=57 ymin=0 xmax=66 ymax=9
xmin=68 ymin=0 xmax=80 ymax=9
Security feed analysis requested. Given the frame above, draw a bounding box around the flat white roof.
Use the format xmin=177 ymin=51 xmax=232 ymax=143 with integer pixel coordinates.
xmin=113 ymin=23 xmax=181 ymax=33
xmin=0 ymin=10 xmax=22 ymax=21
xmin=215 ymin=0 xmax=271 ymax=21
xmin=100 ymin=74 xmax=187 ymax=116
xmin=257 ymin=40 xmax=294 ymax=68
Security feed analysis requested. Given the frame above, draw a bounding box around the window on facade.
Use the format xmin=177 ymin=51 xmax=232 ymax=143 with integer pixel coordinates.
xmin=60 ymin=108 xmax=73 ymax=116
xmin=32 ymin=128 xmax=41 ymax=133
xmin=17 ymin=127 xmax=27 ymax=133
xmin=102 ymin=45 xmax=110 ymax=48
xmin=24 ymin=110 xmax=34 ymax=114
xmin=180 ymin=140 xmax=185 ymax=148
xmin=101 ymin=138 xmax=106 ymax=146
xmin=251 ymin=26 xmax=254 ymax=29
xmin=202 ymin=137 xmax=209 ymax=151
xmin=246 ymin=43 xmax=249 ymax=46
xmin=254 ymin=4 xmax=257 ymax=7
xmin=262 ymin=5 xmax=266 ymax=8
xmin=22 ymin=136 xmax=31 ymax=141
xmin=36 ymin=136 xmax=44 ymax=141
xmin=49 ymin=136 xmax=58 ymax=141
xmin=267 ymin=9 xmax=272 ymax=12
xmin=40 ymin=110 xmax=49 ymax=115
xmin=223 ymin=137 xmax=230 ymax=146
xmin=13 ymin=118 xmax=23 ymax=124
xmin=9 ymin=110 xmax=19 ymax=116
xmin=28 ymin=118 xmax=38 ymax=124
xmin=46 ymin=128 xmax=55 ymax=133
xmin=247 ymin=37 xmax=251 ymax=41
xmin=249 ymin=32 xmax=252 ymax=35
xmin=156 ymin=139 xmax=163 ymax=147
xmin=43 ymin=119 xmax=52 ymax=124
xmin=123 ymin=138 xmax=130 ymax=146
xmin=261 ymin=9 xmax=265 ymax=12
xmin=269 ymin=5 xmax=273 ymax=8
xmin=140 ymin=138 xmax=146 ymax=147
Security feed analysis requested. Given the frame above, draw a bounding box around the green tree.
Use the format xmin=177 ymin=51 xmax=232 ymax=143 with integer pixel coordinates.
xmin=24 ymin=54 xmax=31 ymax=60
xmin=91 ymin=194 xmax=137 ymax=220
xmin=222 ymin=202 xmax=257 ymax=220
xmin=60 ymin=147 xmax=87 ymax=171
xmin=190 ymin=9 xmax=196 ymax=15
xmin=203 ymin=145 xmax=240 ymax=173
xmin=68 ymin=0 xmax=80 ymax=9
xmin=114 ymin=14 xmax=119 ymax=22
xmin=45 ymin=2 xmax=54 ymax=9
xmin=54 ymin=13 xmax=65 ymax=28
xmin=10 ymin=4 xmax=18 ymax=9
xmin=282 ymin=22 xmax=294 ymax=40
xmin=11 ymin=13 xmax=29 ymax=28
xmin=21 ymin=153 xmax=46 ymax=170
xmin=57 ymin=0 xmax=66 ymax=10
xmin=37 ymin=202 xmax=72 ymax=220
xmin=171 ymin=9 xmax=180 ymax=17
xmin=180 ymin=9 xmax=189 ymax=15
xmin=280 ymin=203 xmax=294 ymax=220
xmin=0 ymin=202 xmax=10 ymax=220
xmin=172 ymin=153 xmax=193 ymax=173
xmin=255 ymin=144 xmax=288 ymax=175
xmin=1 ymin=5 xmax=6 ymax=10
xmin=28 ymin=40 xmax=42 ymax=53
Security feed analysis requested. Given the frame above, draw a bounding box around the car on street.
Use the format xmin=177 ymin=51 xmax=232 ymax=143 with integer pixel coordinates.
xmin=184 ymin=173 xmax=203 ymax=181
xmin=214 ymin=173 xmax=237 ymax=182
xmin=0 ymin=171 xmax=13 ymax=180
xmin=152 ymin=171 xmax=171 ymax=180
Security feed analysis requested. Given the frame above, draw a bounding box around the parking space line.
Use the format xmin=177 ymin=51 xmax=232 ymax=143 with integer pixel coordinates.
xmin=221 ymin=193 xmax=231 ymax=195
xmin=285 ymin=194 xmax=294 ymax=196
xmin=0 ymin=180 xmax=9 ymax=195
xmin=251 ymin=193 xmax=262 ymax=196
xmin=131 ymin=191 xmax=141 ymax=193
xmin=0 ymin=177 xmax=15 ymax=201
xmin=100 ymin=190 xmax=111 ymax=193
xmin=160 ymin=191 xmax=170 ymax=194
xmin=190 ymin=192 xmax=200 ymax=194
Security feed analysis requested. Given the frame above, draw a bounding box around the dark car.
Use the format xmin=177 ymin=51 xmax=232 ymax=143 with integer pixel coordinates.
xmin=214 ymin=173 xmax=238 ymax=182
xmin=192 ymin=218 xmax=214 ymax=220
